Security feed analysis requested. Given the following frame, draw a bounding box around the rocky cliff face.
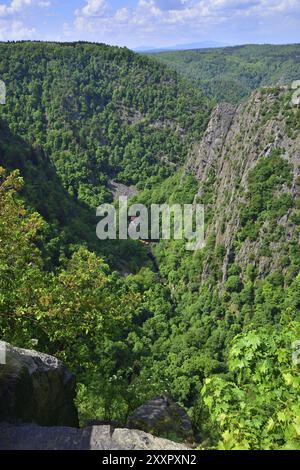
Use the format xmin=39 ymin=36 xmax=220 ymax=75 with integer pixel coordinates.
xmin=0 ymin=343 xmax=190 ymax=450
xmin=186 ymin=102 xmax=236 ymax=180
xmin=187 ymin=86 xmax=300 ymax=283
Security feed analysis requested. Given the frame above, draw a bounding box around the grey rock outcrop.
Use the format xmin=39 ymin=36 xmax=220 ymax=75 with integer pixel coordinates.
xmin=0 ymin=342 xmax=78 ymax=427
xmin=187 ymin=87 xmax=300 ymax=282
xmin=186 ymin=102 xmax=236 ymax=180
xmin=108 ymin=180 xmax=137 ymax=200
xmin=0 ymin=423 xmax=190 ymax=450
xmin=0 ymin=345 xmax=192 ymax=450
xmin=127 ymin=395 xmax=194 ymax=443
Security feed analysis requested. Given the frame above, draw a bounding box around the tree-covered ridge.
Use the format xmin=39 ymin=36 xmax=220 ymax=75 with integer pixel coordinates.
xmin=0 ymin=41 xmax=210 ymax=208
xmin=151 ymin=44 xmax=300 ymax=104
xmin=1 ymin=42 xmax=300 ymax=450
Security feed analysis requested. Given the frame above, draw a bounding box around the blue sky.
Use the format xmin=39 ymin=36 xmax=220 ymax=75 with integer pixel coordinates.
xmin=0 ymin=1 xmax=299 ymax=48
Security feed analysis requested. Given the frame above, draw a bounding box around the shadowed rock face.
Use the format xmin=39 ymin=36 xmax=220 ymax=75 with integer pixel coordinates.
xmin=0 ymin=342 xmax=78 ymax=427
xmin=186 ymin=87 xmax=300 ymax=283
xmin=186 ymin=102 xmax=236 ymax=180
xmin=0 ymin=423 xmax=190 ymax=450
xmin=127 ymin=395 xmax=194 ymax=443
xmin=0 ymin=345 xmax=192 ymax=450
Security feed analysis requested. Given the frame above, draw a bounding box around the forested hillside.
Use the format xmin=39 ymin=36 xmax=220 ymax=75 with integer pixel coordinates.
xmin=0 ymin=41 xmax=210 ymax=433
xmin=151 ymin=44 xmax=300 ymax=104
xmin=0 ymin=42 xmax=209 ymax=208
xmin=132 ymin=86 xmax=300 ymax=449
xmin=1 ymin=42 xmax=300 ymax=450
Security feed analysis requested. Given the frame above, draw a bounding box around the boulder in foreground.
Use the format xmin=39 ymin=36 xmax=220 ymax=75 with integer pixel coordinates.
xmin=0 ymin=423 xmax=190 ymax=450
xmin=0 ymin=342 xmax=78 ymax=427
xmin=127 ymin=395 xmax=194 ymax=443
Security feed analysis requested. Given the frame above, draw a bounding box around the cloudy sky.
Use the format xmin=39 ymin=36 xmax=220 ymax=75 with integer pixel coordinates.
xmin=0 ymin=0 xmax=299 ymax=48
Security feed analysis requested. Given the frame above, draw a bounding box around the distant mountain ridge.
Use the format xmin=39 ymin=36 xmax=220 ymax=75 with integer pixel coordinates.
xmin=151 ymin=43 xmax=300 ymax=104
xmin=0 ymin=41 xmax=210 ymax=209
xmin=134 ymin=40 xmax=225 ymax=53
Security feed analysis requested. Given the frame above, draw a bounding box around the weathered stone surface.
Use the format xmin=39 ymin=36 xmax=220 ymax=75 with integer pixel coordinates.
xmin=185 ymin=87 xmax=300 ymax=284
xmin=186 ymin=102 xmax=236 ymax=179
xmin=0 ymin=423 xmax=190 ymax=450
xmin=0 ymin=342 xmax=78 ymax=427
xmin=0 ymin=345 xmax=190 ymax=449
xmin=108 ymin=180 xmax=137 ymax=200
xmin=127 ymin=395 xmax=194 ymax=443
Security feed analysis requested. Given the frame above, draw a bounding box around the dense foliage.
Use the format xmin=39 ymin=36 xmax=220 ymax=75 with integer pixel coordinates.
xmin=1 ymin=42 xmax=300 ymax=449
xmin=151 ymin=44 xmax=300 ymax=104
xmin=0 ymin=41 xmax=210 ymax=208
xmin=0 ymin=167 xmax=168 ymax=423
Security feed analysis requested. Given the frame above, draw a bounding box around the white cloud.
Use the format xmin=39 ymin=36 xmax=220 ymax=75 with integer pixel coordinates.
xmin=0 ymin=0 xmax=50 ymax=17
xmin=0 ymin=0 xmax=50 ymax=40
xmin=114 ymin=7 xmax=130 ymax=23
xmin=0 ymin=0 xmax=32 ymax=16
xmin=262 ymin=0 xmax=299 ymax=13
xmin=68 ymin=0 xmax=300 ymax=47
xmin=76 ymin=0 xmax=247 ymax=32
xmin=76 ymin=0 xmax=107 ymax=17
xmin=74 ymin=0 xmax=228 ymax=34
xmin=0 ymin=18 xmax=35 ymax=38
xmin=0 ymin=0 xmax=298 ymax=46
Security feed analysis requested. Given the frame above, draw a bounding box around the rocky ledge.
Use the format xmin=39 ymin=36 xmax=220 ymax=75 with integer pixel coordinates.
xmin=0 ymin=342 xmax=191 ymax=450
xmin=0 ymin=423 xmax=190 ymax=450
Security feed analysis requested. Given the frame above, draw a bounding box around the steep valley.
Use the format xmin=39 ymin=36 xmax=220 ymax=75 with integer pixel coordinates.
xmin=0 ymin=42 xmax=300 ymax=450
